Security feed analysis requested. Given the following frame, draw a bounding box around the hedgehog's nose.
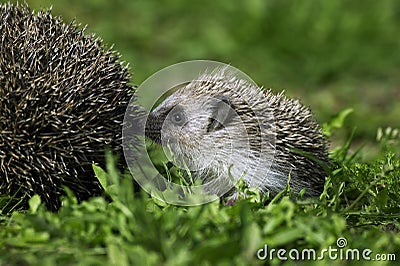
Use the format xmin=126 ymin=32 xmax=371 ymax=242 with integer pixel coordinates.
xmin=145 ymin=112 xmax=162 ymax=144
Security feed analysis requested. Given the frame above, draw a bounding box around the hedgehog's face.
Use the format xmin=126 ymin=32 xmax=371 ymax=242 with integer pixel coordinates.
xmin=145 ymin=92 xmax=246 ymax=173
xmin=144 ymin=79 xmax=280 ymax=194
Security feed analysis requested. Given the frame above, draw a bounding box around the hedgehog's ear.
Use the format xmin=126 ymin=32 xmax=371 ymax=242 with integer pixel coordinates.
xmin=207 ymin=95 xmax=236 ymax=132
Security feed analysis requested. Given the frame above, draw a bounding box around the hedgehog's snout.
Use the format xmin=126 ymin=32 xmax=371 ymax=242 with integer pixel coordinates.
xmin=145 ymin=112 xmax=163 ymax=144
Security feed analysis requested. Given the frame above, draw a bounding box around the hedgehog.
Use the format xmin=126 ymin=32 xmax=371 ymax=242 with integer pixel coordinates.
xmin=0 ymin=3 xmax=137 ymax=210
xmin=145 ymin=69 xmax=329 ymax=202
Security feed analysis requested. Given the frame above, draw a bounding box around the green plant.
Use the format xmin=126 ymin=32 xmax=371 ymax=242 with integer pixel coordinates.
xmin=1 ymin=117 xmax=399 ymax=265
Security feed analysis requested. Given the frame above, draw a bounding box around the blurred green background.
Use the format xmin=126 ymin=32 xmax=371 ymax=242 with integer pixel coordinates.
xmin=13 ymin=0 xmax=400 ymax=158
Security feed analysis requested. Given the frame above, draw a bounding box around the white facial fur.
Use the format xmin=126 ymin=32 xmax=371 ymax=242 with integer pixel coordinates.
xmin=147 ymin=77 xmax=283 ymax=196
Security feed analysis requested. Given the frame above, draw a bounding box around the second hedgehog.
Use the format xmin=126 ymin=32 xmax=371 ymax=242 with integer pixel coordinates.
xmin=0 ymin=3 xmax=137 ymax=210
xmin=145 ymin=69 xmax=329 ymax=200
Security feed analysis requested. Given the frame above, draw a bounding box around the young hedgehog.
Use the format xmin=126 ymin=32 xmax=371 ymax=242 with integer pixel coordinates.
xmin=145 ymin=69 xmax=329 ymax=200
xmin=0 ymin=3 xmax=137 ymax=210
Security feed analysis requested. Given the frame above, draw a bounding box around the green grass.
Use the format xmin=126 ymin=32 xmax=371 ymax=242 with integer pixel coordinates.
xmin=0 ymin=121 xmax=399 ymax=265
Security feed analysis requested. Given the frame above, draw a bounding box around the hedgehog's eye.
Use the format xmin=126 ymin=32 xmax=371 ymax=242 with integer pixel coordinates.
xmin=170 ymin=109 xmax=185 ymax=126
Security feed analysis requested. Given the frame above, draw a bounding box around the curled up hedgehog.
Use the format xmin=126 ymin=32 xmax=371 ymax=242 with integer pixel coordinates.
xmin=145 ymin=69 xmax=329 ymax=202
xmin=0 ymin=3 xmax=137 ymax=210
